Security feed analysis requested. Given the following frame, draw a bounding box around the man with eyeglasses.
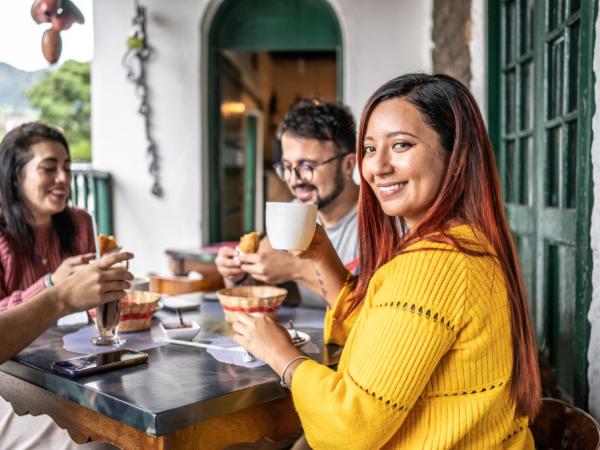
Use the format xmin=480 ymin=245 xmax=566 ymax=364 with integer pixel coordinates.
xmin=215 ymin=99 xmax=359 ymax=309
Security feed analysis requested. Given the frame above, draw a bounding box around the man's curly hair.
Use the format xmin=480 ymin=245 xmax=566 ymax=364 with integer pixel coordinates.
xmin=277 ymin=98 xmax=356 ymax=155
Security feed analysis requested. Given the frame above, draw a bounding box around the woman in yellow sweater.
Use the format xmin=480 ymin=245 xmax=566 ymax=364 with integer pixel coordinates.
xmin=232 ymin=73 xmax=541 ymax=449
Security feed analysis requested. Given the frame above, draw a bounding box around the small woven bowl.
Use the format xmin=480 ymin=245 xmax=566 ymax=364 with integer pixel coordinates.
xmin=89 ymin=291 xmax=161 ymax=333
xmin=217 ymin=285 xmax=287 ymax=323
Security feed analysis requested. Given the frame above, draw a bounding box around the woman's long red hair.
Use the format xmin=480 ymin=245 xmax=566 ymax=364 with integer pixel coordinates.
xmin=348 ymin=74 xmax=541 ymax=418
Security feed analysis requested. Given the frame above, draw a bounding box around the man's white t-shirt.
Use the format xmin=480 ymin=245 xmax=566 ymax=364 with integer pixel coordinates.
xmin=298 ymin=204 xmax=358 ymax=308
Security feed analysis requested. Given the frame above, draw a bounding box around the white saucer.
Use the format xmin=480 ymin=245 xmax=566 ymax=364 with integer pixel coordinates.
xmin=161 ymin=292 xmax=203 ymax=311
xmin=288 ymin=329 xmax=310 ymax=348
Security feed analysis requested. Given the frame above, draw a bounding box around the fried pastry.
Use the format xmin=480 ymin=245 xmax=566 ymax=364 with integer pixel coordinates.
xmin=238 ymin=231 xmax=259 ymax=254
xmin=99 ymin=233 xmax=119 ymax=255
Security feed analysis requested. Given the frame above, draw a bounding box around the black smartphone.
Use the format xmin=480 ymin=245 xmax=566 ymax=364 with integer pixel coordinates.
xmin=51 ymin=349 xmax=148 ymax=378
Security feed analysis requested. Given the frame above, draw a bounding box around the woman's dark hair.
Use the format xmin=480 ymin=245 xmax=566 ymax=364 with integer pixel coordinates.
xmin=351 ymin=73 xmax=541 ymax=418
xmin=277 ymin=98 xmax=356 ymax=155
xmin=0 ymin=122 xmax=75 ymax=259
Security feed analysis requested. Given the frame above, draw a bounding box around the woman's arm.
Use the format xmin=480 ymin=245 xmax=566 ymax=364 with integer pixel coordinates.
xmin=0 ymin=278 xmax=46 ymax=312
xmin=0 ymin=252 xmax=134 ymax=363
xmin=234 ymin=269 xmax=462 ymax=450
xmin=237 ymin=227 xmax=350 ymax=308
xmin=0 ymin=288 xmax=65 ymax=363
xmin=0 ymin=243 xmax=46 ymax=311
xmin=289 ymin=249 xmax=468 ymax=449
xmin=294 ymin=225 xmax=349 ymax=307
xmin=0 ymin=209 xmax=98 ymax=312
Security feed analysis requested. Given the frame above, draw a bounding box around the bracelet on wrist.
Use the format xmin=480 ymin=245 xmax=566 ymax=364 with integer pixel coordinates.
xmin=280 ymin=356 xmax=309 ymax=389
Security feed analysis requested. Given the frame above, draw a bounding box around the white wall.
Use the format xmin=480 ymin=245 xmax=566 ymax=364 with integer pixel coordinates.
xmin=587 ymin=5 xmax=600 ymax=419
xmin=333 ymin=0 xmax=432 ymax=115
xmin=92 ymin=0 xmax=209 ymax=276
xmin=92 ymin=0 xmax=433 ymax=276
xmin=469 ymin=0 xmax=487 ymax=118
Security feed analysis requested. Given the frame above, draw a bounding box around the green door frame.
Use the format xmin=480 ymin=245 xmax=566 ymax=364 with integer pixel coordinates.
xmin=244 ymin=114 xmax=257 ymax=232
xmin=486 ymin=0 xmax=595 ymax=407
xmin=571 ymin=0 xmax=596 ymax=407
xmin=207 ymin=0 xmax=343 ymax=242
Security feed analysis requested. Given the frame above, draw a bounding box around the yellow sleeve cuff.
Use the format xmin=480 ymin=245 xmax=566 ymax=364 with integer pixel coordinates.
xmin=323 ymin=274 xmax=361 ymax=345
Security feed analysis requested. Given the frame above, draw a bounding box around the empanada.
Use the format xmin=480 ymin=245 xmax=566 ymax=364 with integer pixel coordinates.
xmin=99 ymin=233 xmax=119 ymax=255
xmin=238 ymin=231 xmax=259 ymax=254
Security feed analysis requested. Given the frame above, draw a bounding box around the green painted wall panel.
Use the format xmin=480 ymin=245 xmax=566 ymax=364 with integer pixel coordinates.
xmin=244 ymin=115 xmax=257 ymax=232
xmin=213 ymin=0 xmax=341 ymax=51
xmin=488 ymin=0 xmax=594 ymax=407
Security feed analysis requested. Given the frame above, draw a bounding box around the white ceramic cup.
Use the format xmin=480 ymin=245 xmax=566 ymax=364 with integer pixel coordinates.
xmin=266 ymin=202 xmax=318 ymax=251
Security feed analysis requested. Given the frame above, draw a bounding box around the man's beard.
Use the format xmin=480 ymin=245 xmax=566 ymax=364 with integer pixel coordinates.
xmin=293 ymin=164 xmax=345 ymax=210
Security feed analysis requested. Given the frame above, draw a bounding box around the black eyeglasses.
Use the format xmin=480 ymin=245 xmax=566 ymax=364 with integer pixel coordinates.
xmin=273 ymin=154 xmax=347 ymax=182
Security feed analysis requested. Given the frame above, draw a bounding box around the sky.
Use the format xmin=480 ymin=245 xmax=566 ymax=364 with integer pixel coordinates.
xmin=0 ymin=0 xmax=93 ymax=71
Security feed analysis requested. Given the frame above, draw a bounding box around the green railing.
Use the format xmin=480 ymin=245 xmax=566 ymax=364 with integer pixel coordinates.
xmin=70 ymin=164 xmax=113 ymax=235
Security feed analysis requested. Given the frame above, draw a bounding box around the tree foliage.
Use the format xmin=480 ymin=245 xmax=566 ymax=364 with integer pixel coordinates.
xmin=27 ymin=60 xmax=91 ymax=160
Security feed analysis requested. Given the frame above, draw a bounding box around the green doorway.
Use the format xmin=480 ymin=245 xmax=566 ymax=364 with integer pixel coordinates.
xmin=208 ymin=0 xmax=343 ymax=242
xmin=487 ymin=0 xmax=594 ymax=407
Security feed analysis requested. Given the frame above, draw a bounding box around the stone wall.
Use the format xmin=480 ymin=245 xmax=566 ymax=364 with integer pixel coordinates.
xmin=432 ymin=0 xmax=472 ymax=87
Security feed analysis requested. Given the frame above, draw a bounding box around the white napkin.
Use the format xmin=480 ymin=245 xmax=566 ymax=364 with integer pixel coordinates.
xmin=203 ymin=336 xmax=265 ymax=368
xmin=63 ymin=325 xmax=164 ymax=354
xmin=57 ymin=312 xmax=89 ymax=327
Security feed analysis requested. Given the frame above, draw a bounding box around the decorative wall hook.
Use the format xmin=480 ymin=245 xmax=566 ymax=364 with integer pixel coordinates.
xmin=122 ymin=0 xmax=162 ymax=197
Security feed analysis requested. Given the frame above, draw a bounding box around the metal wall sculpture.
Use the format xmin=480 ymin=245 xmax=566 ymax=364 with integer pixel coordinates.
xmin=122 ymin=1 xmax=162 ymax=197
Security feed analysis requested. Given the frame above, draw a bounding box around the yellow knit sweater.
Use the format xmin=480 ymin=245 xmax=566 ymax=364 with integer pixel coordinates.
xmin=291 ymin=225 xmax=534 ymax=449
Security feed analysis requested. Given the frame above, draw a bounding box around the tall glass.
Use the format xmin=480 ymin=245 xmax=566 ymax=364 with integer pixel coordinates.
xmin=92 ymin=300 xmax=126 ymax=346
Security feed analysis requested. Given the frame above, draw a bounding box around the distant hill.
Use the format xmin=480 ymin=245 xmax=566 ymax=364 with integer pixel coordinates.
xmin=0 ymin=62 xmax=46 ymax=114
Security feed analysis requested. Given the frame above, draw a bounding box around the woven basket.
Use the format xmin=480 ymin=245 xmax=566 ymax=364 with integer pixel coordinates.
xmin=89 ymin=291 xmax=161 ymax=333
xmin=217 ymin=285 xmax=287 ymax=323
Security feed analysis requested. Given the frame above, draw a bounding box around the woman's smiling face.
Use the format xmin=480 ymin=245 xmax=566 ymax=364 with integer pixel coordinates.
xmin=19 ymin=140 xmax=71 ymax=225
xmin=361 ymin=97 xmax=450 ymax=228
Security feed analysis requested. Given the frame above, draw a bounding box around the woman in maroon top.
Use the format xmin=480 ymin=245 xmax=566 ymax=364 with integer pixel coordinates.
xmin=0 ymin=122 xmax=97 ymax=311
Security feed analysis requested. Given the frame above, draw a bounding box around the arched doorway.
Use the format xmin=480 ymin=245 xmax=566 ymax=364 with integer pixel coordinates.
xmin=208 ymin=0 xmax=343 ymax=242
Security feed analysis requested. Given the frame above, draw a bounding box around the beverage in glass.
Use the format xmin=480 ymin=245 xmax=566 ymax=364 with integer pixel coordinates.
xmin=92 ymin=300 xmax=126 ymax=346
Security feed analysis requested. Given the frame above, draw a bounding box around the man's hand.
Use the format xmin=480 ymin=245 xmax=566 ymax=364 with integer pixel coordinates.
xmin=238 ymin=251 xmax=298 ymax=285
xmin=215 ymin=246 xmax=246 ymax=283
xmin=50 ymin=253 xmax=96 ymax=285
xmin=54 ymin=252 xmax=134 ymax=315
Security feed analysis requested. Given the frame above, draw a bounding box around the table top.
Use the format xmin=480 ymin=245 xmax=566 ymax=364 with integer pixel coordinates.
xmin=0 ymin=298 xmax=338 ymax=437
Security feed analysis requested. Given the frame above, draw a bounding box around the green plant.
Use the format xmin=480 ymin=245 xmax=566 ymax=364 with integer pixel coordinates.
xmin=27 ymin=60 xmax=91 ymax=160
